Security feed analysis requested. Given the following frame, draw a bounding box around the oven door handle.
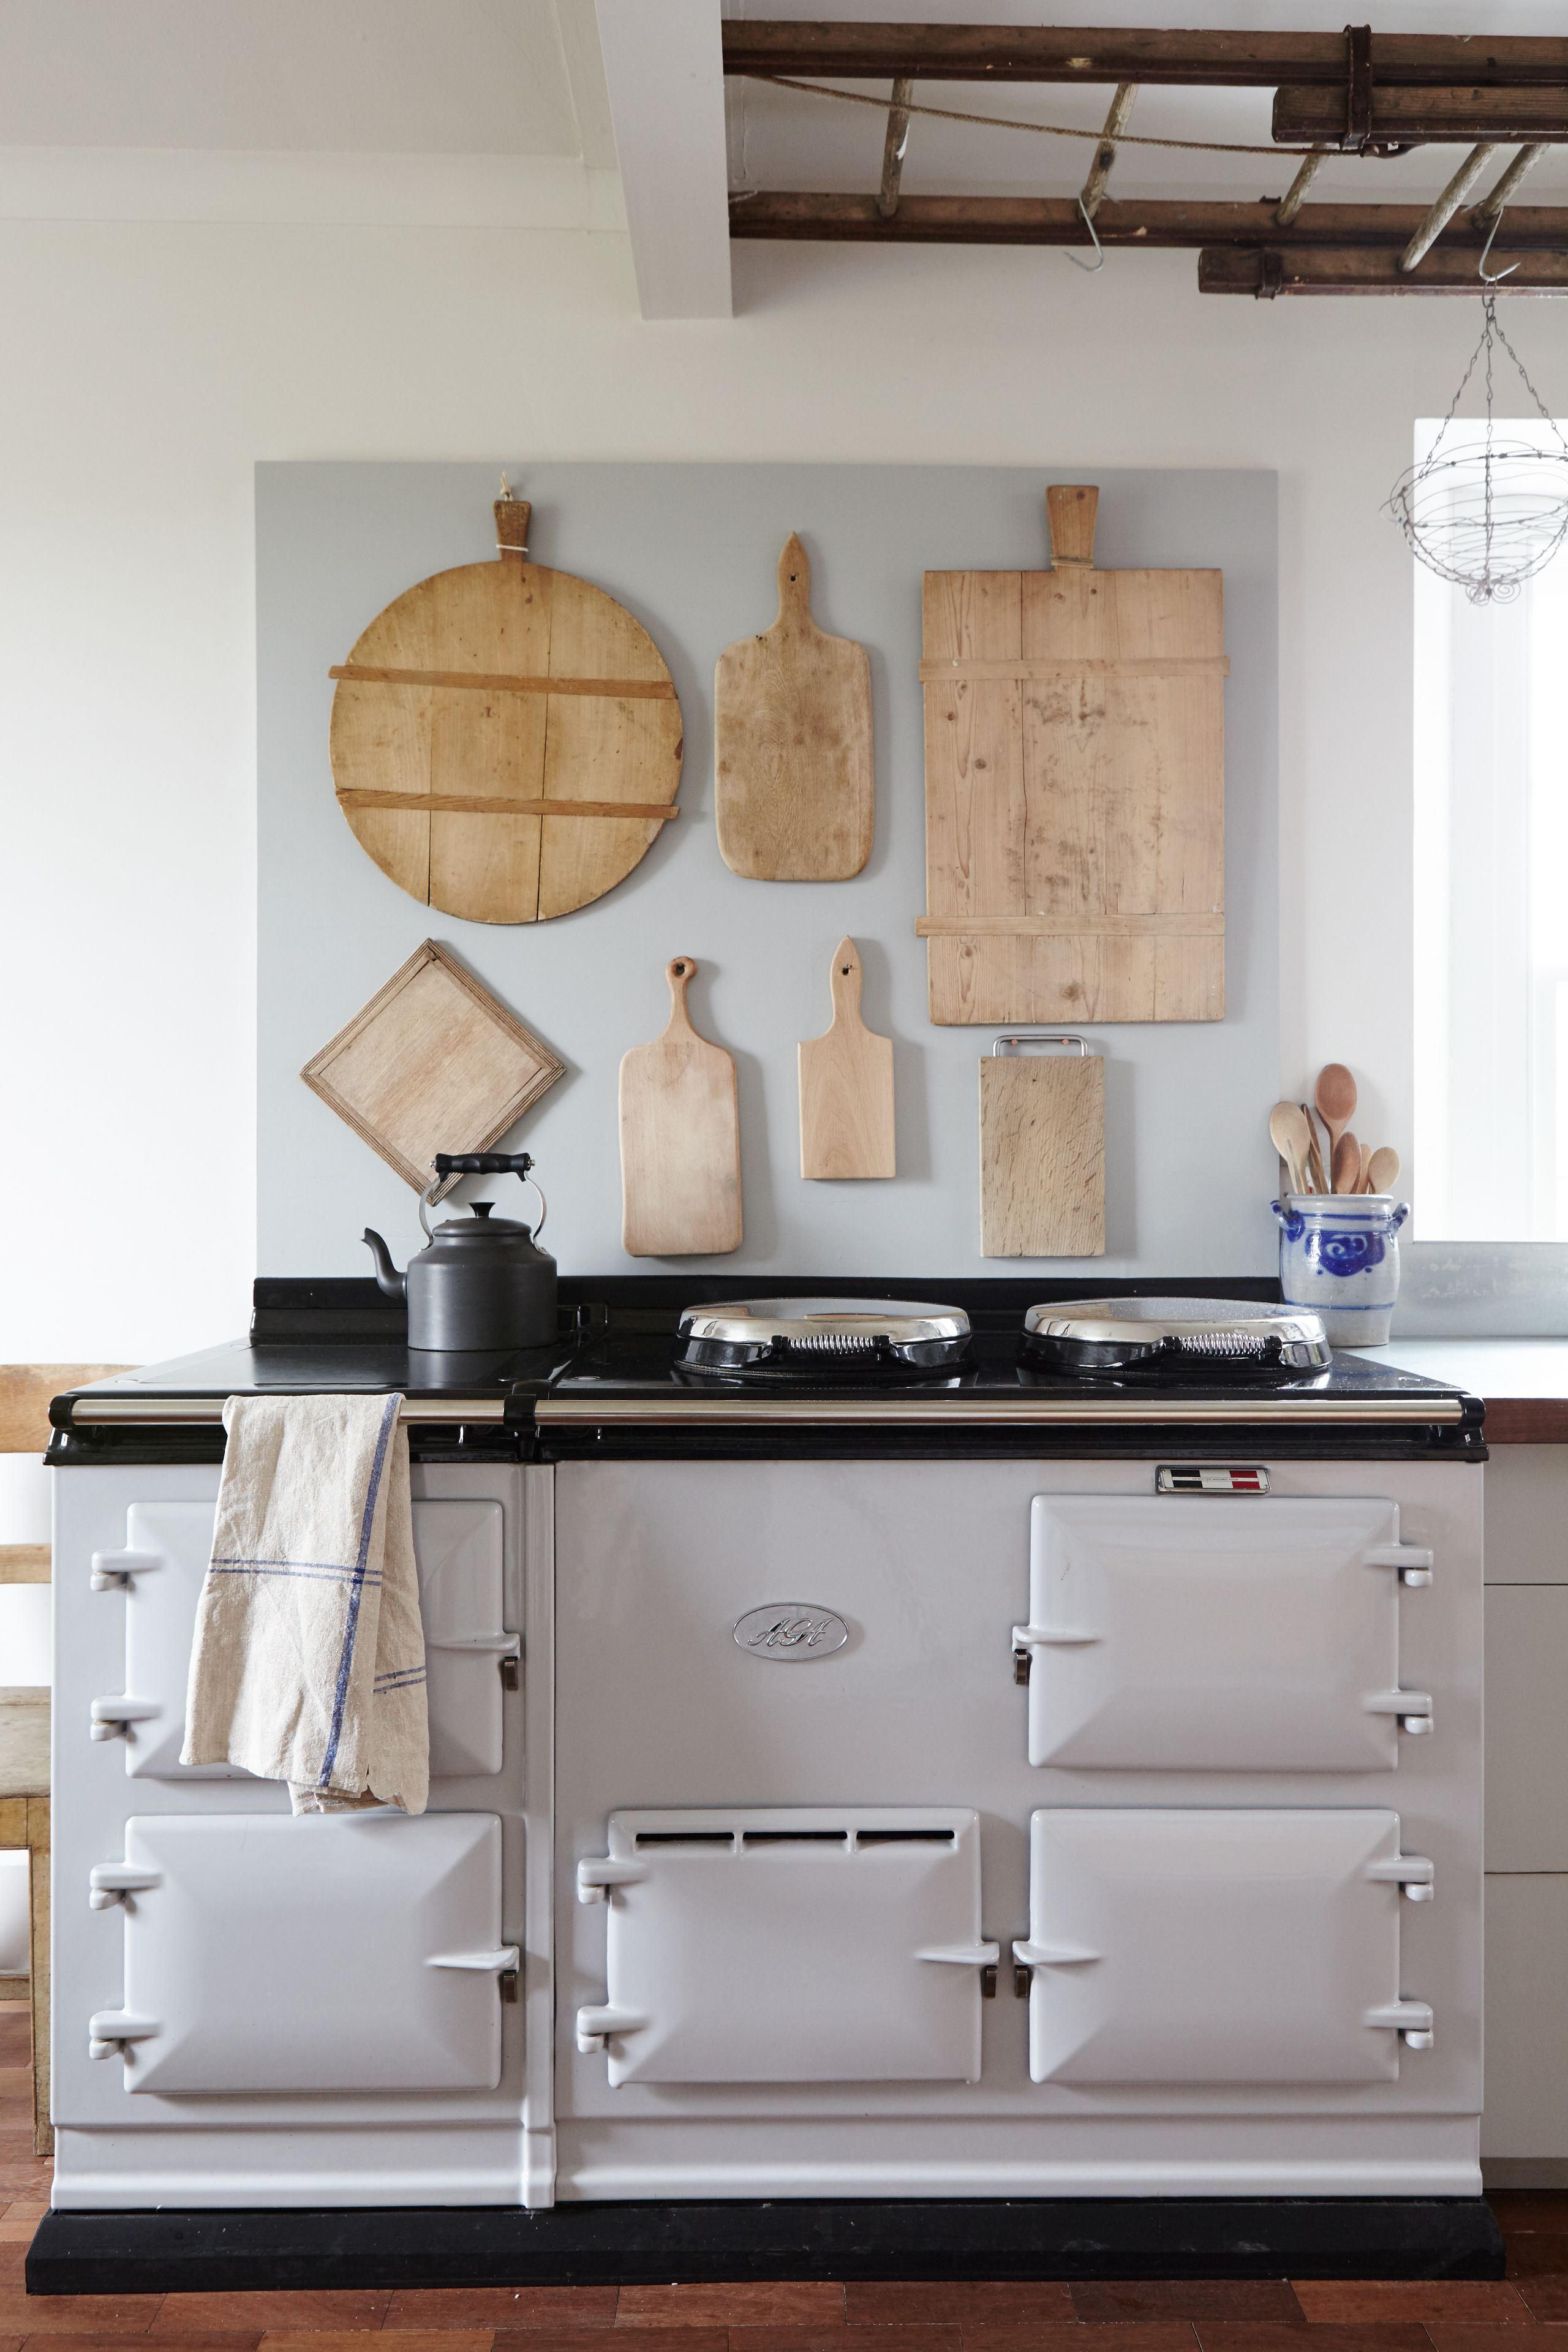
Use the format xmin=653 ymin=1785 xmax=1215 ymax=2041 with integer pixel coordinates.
xmin=1363 ymin=1687 xmax=1435 ymax=1733
xmin=1365 ymin=1543 xmax=1435 ymax=1587
xmin=90 ymin=1548 xmax=162 ymax=1593
xmin=1365 ymin=1998 xmax=1434 ymax=2050
xmin=88 ymin=1863 xmax=163 ymax=1912
xmin=88 ymin=2009 xmax=162 ymax=2061
xmin=426 ymin=1633 xmax=521 ymax=1656
xmin=1365 ymin=1852 xmax=1436 ymax=1900
xmin=577 ymin=1856 xmax=650 ymax=1904
xmin=576 ymin=2003 xmax=649 ymax=2054
xmin=1012 ymin=1938 xmax=1102 ymax=1969
xmin=427 ymin=1947 xmax=521 ymax=1973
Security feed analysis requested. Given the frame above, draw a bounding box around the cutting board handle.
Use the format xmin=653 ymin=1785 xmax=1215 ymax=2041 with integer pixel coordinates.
xmin=662 ymin=956 xmax=700 ymax=1040
xmin=826 ymin=937 xmax=865 ymax=1027
xmin=775 ymin=532 xmax=813 ymax=624
xmin=1046 ymin=485 xmax=1098 ymax=570
xmin=495 ymin=485 xmax=532 ymax=559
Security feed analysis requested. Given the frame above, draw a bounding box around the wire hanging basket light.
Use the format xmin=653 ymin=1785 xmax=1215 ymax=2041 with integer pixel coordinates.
xmin=1386 ymin=294 xmax=1568 ymax=606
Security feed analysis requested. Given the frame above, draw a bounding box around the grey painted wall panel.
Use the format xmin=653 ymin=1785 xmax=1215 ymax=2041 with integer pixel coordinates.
xmin=257 ymin=461 xmax=1278 ymax=1280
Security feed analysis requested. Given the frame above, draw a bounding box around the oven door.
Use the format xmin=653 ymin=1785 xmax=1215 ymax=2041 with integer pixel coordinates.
xmin=1018 ymin=1807 xmax=1434 ymax=2086
xmin=98 ymin=1499 xmax=514 ymax=1778
xmin=575 ymin=1806 xmax=995 ymax=2087
xmin=1019 ymin=1495 xmax=1433 ymax=1771
xmin=89 ymin=1811 xmax=514 ymax=2095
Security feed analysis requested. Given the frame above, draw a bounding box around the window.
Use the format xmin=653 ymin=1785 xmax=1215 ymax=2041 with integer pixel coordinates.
xmin=1413 ymin=420 xmax=1568 ymax=1240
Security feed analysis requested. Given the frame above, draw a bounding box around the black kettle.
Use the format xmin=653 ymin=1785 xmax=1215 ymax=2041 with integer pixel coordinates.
xmin=364 ymin=1153 xmax=557 ymax=1353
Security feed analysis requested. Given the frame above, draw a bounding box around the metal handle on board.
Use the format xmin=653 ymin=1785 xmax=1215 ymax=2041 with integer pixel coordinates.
xmin=990 ymin=1032 xmax=1092 ymax=1057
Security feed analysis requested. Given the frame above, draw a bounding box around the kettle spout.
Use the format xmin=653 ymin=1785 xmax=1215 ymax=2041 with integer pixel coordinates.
xmin=362 ymin=1228 xmax=407 ymax=1304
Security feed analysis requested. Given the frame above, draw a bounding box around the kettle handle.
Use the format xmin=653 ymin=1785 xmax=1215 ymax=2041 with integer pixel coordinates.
xmin=421 ymin=1152 xmax=546 ymax=1240
xmin=434 ymin=1152 xmax=532 ymax=1177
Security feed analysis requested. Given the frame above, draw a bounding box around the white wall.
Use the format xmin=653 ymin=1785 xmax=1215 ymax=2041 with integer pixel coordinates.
xmin=7 ymin=194 xmax=1563 ymax=1361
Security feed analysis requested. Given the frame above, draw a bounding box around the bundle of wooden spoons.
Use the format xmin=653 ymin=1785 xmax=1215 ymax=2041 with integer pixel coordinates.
xmin=1268 ymin=1066 xmax=1400 ymax=1195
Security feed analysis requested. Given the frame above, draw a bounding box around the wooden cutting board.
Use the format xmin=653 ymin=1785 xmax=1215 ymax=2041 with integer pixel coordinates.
xmin=979 ymin=1036 xmax=1104 ymax=1257
xmin=797 ymin=938 xmax=895 ymax=1179
xmin=329 ymin=490 xmax=683 ymax=924
xmin=918 ymin=484 xmax=1226 ymax=1024
xmin=300 ymin=940 xmax=564 ymax=1199
xmin=714 ymin=534 xmax=873 ymax=880
xmin=619 ymin=958 xmax=742 ymax=1257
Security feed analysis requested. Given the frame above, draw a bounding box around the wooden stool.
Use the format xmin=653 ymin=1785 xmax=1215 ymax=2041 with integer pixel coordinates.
xmin=0 ymin=1363 xmax=131 ymax=2156
xmin=0 ymin=1689 xmax=49 ymax=2154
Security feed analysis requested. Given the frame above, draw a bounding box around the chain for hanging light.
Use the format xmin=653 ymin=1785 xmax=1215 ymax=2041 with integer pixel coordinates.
xmin=1386 ymin=295 xmax=1568 ymax=606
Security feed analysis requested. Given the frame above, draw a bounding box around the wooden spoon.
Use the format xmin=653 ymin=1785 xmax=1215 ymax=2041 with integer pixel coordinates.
xmin=1332 ymin=1129 xmax=1362 ymax=1194
xmin=1300 ymin=1104 xmax=1329 ymax=1193
xmin=1357 ymin=1140 xmax=1374 ymax=1194
xmin=1365 ymin=1145 xmax=1400 ymax=1196
xmin=1269 ymin=1101 xmax=1311 ymax=1194
xmin=1316 ymin=1063 xmax=1357 ymax=1161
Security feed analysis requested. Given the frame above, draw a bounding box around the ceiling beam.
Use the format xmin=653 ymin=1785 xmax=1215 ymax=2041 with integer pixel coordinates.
xmin=1275 ymin=82 xmax=1568 ymax=146
xmin=721 ymin=21 xmax=1568 ymax=92
xmin=595 ymin=0 xmax=731 ymax=318
xmin=1200 ymin=244 xmax=1568 ymax=293
xmin=729 ymin=191 xmax=1568 ymax=254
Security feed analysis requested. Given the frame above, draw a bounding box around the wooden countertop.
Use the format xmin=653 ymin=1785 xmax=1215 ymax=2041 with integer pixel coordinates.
xmin=1354 ymin=1340 xmax=1568 ymax=1443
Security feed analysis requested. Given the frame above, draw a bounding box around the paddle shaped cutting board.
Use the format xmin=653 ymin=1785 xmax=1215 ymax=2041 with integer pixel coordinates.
xmin=798 ymin=938 xmax=895 ymax=1180
xmin=619 ymin=958 xmax=742 ymax=1257
xmin=714 ymin=535 xmax=873 ymax=880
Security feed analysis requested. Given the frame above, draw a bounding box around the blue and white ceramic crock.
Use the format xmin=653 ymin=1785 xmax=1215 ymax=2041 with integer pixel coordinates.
xmin=1270 ymin=1193 xmax=1411 ymax=1346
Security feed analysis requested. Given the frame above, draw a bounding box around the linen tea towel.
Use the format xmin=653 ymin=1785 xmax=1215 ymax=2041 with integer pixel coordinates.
xmin=181 ymin=1393 xmax=429 ymax=1814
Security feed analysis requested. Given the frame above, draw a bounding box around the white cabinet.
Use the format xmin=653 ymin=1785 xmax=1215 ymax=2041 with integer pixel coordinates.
xmin=1483 ymin=1446 xmax=1568 ymax=1584
xmin=575 ymin=1807 xmax=994 ymax=2088
xmin=94 ymin=1498 xmax=511 ymax=1779
xmin=89 ymin=1811 xmax=513 ymax=2095
xmin=1018 ymin=1808 xmax=1434 ymax=2086
xmin=1485 ymin=1586 xmax=1568 ymax=1871
xmin=1019 ymin=1496 xmax=1432 ymax=1771
xmin=1484 ymin=1874 xmax=1568 ymax=2158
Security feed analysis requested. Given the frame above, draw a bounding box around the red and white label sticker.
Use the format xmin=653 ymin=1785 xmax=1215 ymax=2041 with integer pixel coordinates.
xmin=1156 ymin=1466 xmax=1270 ymax=1494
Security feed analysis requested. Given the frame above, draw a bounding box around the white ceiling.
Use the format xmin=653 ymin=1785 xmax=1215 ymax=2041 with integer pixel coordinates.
xmin=723 ymin=0 xmax=1568 ymax=208
xmin=0 ymin=0 xmax=605 ymax=157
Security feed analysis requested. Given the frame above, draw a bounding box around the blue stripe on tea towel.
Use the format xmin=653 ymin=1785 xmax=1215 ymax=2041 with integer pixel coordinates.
xmin=318 ymin=1395 xmax=401 ymax=1787
xmin=208 ymin=1562 xmax=383 ymax=1585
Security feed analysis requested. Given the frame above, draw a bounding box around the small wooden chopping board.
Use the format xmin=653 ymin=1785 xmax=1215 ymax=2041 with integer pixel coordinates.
xmin=619 ymin=958 xmax=742 ymax=1256
xmin=979 ymin=1037 xmax=1104 ymax=1257
xmin=715 ymin=534 xmax=873 ymax=881
xmin=798 ymin=938 xmax=895 ymax=1179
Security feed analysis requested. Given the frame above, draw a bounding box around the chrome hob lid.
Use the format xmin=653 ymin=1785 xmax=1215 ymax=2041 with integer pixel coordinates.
xmin=1022 ymin=1294 xmax=1331 ymax=1380
xmin=675 ymin=1296 xmax=972 ymax=1378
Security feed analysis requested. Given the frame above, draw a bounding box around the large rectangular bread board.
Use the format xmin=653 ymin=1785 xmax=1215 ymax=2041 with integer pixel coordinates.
xmin=919 ymin=534 xmax=1226 ymax=1026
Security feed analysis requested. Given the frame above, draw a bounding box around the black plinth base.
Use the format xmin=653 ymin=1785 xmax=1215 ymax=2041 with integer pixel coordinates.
xmin=26 ymin=2196 xmax=1506 ymax=2292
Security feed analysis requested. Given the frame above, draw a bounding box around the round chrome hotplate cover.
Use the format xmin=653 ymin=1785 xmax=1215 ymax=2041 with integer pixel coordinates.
xmin=1022 ymin=1294 xmax=1331 ymax=1382
xmin=675 ymin=1296 xmax=972 ymax=1379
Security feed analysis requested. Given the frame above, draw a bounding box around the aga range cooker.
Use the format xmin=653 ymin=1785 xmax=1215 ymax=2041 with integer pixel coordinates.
xmin=31 ymin=1275 xmax=1498 ymax=2290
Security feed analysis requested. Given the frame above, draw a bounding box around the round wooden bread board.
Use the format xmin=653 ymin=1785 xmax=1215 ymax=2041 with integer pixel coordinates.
xmin=329 ymin=496 xmax=683 ymax=924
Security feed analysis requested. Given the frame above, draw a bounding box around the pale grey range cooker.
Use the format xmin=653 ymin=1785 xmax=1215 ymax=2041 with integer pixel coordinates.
xmin=29 ymin=1277 xmax=1499 ymax=2291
